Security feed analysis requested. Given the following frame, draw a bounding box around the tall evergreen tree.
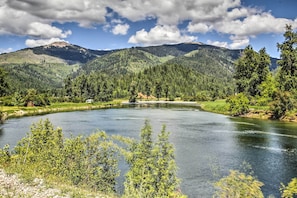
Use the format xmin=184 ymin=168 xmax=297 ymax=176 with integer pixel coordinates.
xmin=234 ymin=45 xmax=258 ymax=94
xmin=0 ymin=68 xmax=9 ymax=97
xmin=152 ymin=125 xmax=180 ymax=197
xmin=277 ymin=25 xmax=297 ymax=92
xmin=123 ymin=121 xmax=182 ymax=198
xmin=124 ymin=120 xmax=154 ymax=197
xmin=234 ymin=46 xmax=270 ymax=97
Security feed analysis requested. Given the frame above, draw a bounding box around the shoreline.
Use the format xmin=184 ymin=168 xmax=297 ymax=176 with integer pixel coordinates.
xmin=1 ymin=100 xmax=297 ymax=123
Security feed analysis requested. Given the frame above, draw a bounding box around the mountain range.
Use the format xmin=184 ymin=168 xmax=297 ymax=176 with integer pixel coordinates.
xmin=0 ymin=41 xmax=278 ymax=92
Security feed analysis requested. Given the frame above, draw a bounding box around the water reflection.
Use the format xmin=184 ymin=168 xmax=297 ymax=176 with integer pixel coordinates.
xmin=0 ymin=127 xmax=3 ymax=137
xmin=230 ymin=117 xmax=297 ymax=197
xmin=1 ymin=108 xmax=297 ymax=197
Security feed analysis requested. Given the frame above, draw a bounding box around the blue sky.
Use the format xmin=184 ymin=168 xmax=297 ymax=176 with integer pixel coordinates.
xmin=0 ymin=0 xmax=297 ymax=58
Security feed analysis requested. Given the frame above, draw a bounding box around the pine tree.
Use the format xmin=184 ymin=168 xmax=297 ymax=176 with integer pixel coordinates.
xmin=123 ymin=121 xmax=183 ymax=198
xmin=124 ymin=120 xmax=154 ymax=197
xmin=277 ymin=25 xmax=297 ymax=92
xmin=152 ymin=125 xmax=180 ymax=197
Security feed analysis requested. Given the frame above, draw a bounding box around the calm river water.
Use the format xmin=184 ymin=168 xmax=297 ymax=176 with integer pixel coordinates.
xmin=1 ymin=105 xmax=297 ymax=197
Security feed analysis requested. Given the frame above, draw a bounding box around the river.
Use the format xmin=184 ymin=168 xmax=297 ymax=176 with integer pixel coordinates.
xmin=1 ymin=105 xmax=297 ymax=197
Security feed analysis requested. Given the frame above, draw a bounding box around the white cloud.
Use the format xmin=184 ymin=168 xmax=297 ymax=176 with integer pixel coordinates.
xmin=128 ymin=25 xmax=197 ymax=46
xmin=1 ymin=0 xmax=297 ymax=49
xmin=112 ymin=24 xmax=130 ymax=35
xmin=27 ymin=22 xmax=72 ymax=38
xmin=7 ymin=0 xmax=107 ymax=27
xmin=25 ymin=38 xmax=68 ymax=48
xmin=188 ymin=22 xmax=212 ymax=33
xmin=229 ymin=35 xmax=250 ymax=49
xmin=207 ymin=40 xmax=228 ymax=48
xmin=0 ymin=48 xmax=13 ymax=54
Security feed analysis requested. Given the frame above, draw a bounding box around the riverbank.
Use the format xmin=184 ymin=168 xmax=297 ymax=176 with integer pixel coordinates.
xmin=1 ymin=100 xmax=123 ymax=120
xmin=200 ymin=100 xmax=297 ymax=123
xmin=1 ymin=99 xmax=297 ymax=123
xmin=0 ymin=169 xmax=115 ymax=198
xmin=0 ymin=100 xmax=200 ymax=121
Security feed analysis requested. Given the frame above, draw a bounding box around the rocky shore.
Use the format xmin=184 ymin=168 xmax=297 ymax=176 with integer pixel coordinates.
xmin=0 ymin=169 xmax=68 ymax=198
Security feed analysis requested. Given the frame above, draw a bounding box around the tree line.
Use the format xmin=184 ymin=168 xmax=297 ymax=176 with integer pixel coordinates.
xmin=0 ymin=119 xmax=184 ymax=197
xmin=227 ymin=25 xmax=297 ymax=118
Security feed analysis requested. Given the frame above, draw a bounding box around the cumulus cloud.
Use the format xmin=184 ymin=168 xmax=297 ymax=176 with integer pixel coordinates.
xmin=27 ymin=22 xmax=72 ymax=38
xmin=112 ymin=24 xmax=130 ymax=35
xmin=188 ymin=23 xmax=212 ymax=34
xmin=25 ymin=38 xmax=68 ymax=48
xmin=128 ymin=25 xmax=197 ymax=46
xmin=7 ymin=0 xmax=107 ymax=27
xmin=0 ymin=48 xmax=13 ymax=54
xmin=207 ymin=40 xmax=228 ymax=48
xmin=1 ymin=0 xmax=297 ymax=49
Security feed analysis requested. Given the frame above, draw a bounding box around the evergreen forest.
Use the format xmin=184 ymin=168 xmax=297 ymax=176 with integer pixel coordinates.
xmin=1 ymin=24 xmax=297 ymax=197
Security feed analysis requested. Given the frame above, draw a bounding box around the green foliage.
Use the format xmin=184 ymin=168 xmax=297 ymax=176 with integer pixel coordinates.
xmin=277 ymin=25 xmax=297 ymax=92
xmin=65 ymin=72 xmax=114 ymax=102
xmin=257 ymin=74 xmax=278 ymax=106
xmin=270 ymin=91 xmax=294 ymax=119
xmin=0 ymin=68 xmax=9 ymax=96
xmin=226 ymin=93 xmax=249 ymax=116
xmin=123 ymin=120 xmax=182 ymax=198
xmin=82 ymin=48 xmax=163 ymax=75
xmin=281 ymin=178 xmax=297 ymax=198
xmin=4 ymin=119 xmax=120 ymax=194
xmin=214 ymin=170 xmax=264 ymax=198
xmin=234 ymin=46 xmax=271 ymax=97
xmin=0 ymin=144 xmax=11 ymax=166
xmin=128 ymin=81 xmax=138 ymax=103
xmin=2 ymin=63 xmax=75 ymax=93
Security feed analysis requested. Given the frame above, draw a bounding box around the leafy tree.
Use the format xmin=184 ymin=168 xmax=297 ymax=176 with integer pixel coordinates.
xmin=129 ymin=81 xmax=138 ymax=103
xmin=123 ymin=120 xmax=183 ymax=198
xmin=257 ymin=73 xmax=278 ymax=105
xmin=281 ymin=178 xmax=297 ymax=198
xmin=277 ymin=25 xmax=297 ymax=92
xmin=0 ymin=68 xmax=9 ymax=96
xmin=152 ymin=125 xmax=180 ymax=197
xmin=12 ymin=91 xmax=24 ymax=107
xmin=214 ymin=170 xmax=264 ymax=198
xmin=14 ymin=119 xmax=64 ymax=176
xmin=234 ymin=46 xmax=270 ymax=97
xmin=124 ymin=120 xmax=154 ymax=197
xmin=226 ymin=93 xmax=249 ymax=116
xmin=234 ymin=45 xmax=258 ymax=94
xmin=155 ymin=82 xmax=162 ymax=100
xmin=270 ymin=91 xmax=294 ymax=119
xmin=24 ymin=88 xmax=38 ymax=106
xmin=145 ymin=81 xmax=151 ymax=100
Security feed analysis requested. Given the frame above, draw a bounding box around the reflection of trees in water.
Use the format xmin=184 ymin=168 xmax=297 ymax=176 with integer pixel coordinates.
xmin=230 ymin=117 xmax=270 ymax=146
xmin=0 ymin=127 xmax=3 ymax=137
xmin=230 ymin=117 xmax=297 ymax=152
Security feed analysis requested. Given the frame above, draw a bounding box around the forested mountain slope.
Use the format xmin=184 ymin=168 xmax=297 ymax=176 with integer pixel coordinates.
xmin=0 ymin=42 xmax=278 ymax=93
xmin=80 ymin=48 xmax=166 ymax=75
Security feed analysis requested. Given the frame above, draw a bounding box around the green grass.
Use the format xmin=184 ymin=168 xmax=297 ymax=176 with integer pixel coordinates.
xmin=200 ymin=100 xmax=230 ymax=114
xmin=1 ymin=100 xmax=124 ymax=119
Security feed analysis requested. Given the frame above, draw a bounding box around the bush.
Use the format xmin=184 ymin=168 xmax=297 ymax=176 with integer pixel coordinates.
xmin=4 ymin=119 xmax=120 ymax=193
xmin=226 ymin=93 xmax=249 ymax=116
xmin=270 ymin=91 xmax=294 ymax=119
xmin=214 ymin=170 xmax=264 ymax=198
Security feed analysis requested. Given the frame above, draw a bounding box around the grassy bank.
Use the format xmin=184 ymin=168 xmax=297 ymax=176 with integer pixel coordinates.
xmin=200 ymin=100 xmax=230 ymax=115
xmin=200 ymin=99 xmax=297 ymax=122
xmin=1 ymin=100 xmax=124 ymax=120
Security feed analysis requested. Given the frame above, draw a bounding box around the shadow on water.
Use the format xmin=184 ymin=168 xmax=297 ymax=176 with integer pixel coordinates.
xmin=0 ymin=127 xmax=3 ymax=137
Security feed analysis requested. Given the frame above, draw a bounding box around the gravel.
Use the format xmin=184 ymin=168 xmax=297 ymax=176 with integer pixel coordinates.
xmin=0 ymin=169 xmax=69 ymax=198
